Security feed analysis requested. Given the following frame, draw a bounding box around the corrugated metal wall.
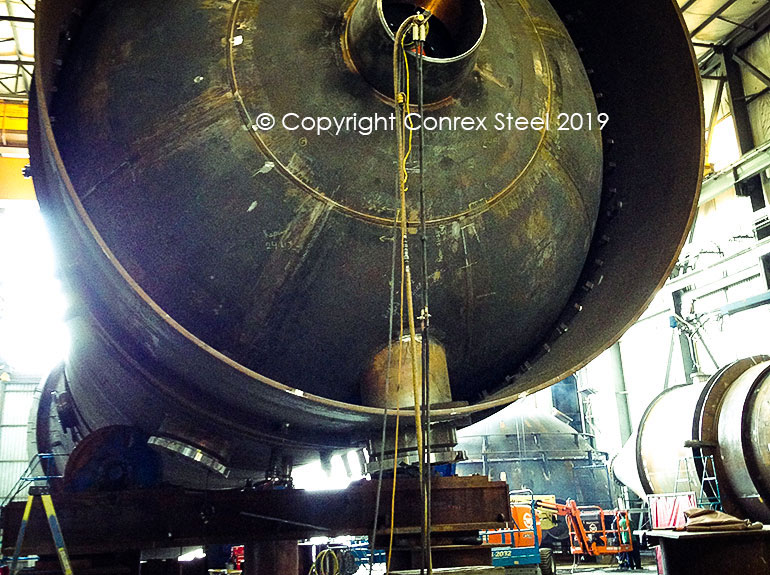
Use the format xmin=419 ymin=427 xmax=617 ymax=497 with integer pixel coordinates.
xmin=0 ymin=377 xmax=36 ymax=501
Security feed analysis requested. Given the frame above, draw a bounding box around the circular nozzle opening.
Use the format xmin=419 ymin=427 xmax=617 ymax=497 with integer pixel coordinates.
xmin=346 ymin=0 xmax=487 ymax=102
xmin=380 ymin=0 xmax=487 ymax=61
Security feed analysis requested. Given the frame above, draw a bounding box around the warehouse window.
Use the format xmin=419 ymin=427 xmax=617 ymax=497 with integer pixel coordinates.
xmin=0 ymin=201 xmax=68 ymax=375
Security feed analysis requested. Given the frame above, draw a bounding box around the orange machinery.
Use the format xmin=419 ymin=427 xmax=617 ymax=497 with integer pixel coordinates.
xmin=537 ymin=500 xmax=633 ymax=556
xmin=484 ymin=496 xmax=543 ymax=547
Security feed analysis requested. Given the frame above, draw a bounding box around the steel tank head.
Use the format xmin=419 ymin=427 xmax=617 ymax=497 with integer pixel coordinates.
xmin=29 ymin=0 xmax=702 ymax=486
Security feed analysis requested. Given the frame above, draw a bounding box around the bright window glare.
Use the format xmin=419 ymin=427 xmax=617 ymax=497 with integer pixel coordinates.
xmin=347 ymin=450 xmax=362 ymax=476
xmin=707 ymin=116 xmax=741 ymax=172
xmin=0 ymin=201 xmax=69 ymax=375
xmin=293 ymin=450 xmax=366 ymax=491
xmin=177 ymin=548 xmax=205 ymax=562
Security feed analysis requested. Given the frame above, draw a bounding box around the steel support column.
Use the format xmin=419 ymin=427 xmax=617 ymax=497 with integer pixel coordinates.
xmin=722 ymin=50 xmax=766 ymax=217
xmin=609 ymin=343 xmax=632 ymax=445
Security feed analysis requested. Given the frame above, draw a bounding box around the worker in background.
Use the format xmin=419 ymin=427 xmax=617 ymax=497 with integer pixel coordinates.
xmin=629 ymin=532 xmax=643 ymax=570
xmin=618 ymin=514 xmax=631 ymax=570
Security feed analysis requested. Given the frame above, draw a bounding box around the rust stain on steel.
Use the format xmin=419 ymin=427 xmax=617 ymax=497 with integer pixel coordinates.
xmin=236 ymin=194 xmax=333 ymax=357
xmin=538 ymin=143 xmax=596 ymax=234
xmin=131 ymin=87 xmax=237 ymax=169
xmin=529 ymin=17 xmax=569 ymax=39
xmin=474 ymin=64 xmax=507 ymax=90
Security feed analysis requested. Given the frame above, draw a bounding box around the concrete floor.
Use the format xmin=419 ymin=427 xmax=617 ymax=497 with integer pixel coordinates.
xmin=351 ymin=552 xmax=660 ymax=574
xmin=555 ymin=551 xmax=658 ymax=573
xmin=556 ymin=567 xmax=657 ymax=573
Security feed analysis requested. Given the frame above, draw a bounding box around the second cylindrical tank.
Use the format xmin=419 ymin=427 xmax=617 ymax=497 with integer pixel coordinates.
xmin=613 ymin=356 xmax=770 ymax=523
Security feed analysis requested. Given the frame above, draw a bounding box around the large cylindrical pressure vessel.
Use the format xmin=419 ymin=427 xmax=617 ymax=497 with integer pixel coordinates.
xmin=29 ymin=0 xmax=702 ymax=487
xmin=612 ymin=357 xmax=770 ymax=522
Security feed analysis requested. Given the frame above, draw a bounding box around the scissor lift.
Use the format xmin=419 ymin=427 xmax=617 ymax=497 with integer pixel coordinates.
xmin=537 ymin=499 xmax=633 ymax=557
xmin=481 ymin=489 xmax=554 ymax=575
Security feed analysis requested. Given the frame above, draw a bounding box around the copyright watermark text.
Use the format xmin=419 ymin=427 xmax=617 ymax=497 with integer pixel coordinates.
xmin=251 ymin=112 xmax=609 ymax=137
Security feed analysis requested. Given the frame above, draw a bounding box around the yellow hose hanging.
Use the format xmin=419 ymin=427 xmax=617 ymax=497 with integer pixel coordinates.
xmin=385 ymin=212 xmax=406 ymax=574
xmin=385 ymin=13 xmax=432 ymax=575
xmin=393 ymin=15 xmax=425 ymax=504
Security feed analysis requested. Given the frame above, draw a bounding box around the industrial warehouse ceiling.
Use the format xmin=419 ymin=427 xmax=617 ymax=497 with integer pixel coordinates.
xmin=0 ymin=0 xmax=33 ymax=99
xmin=679 ymin=0 xmax=770 ymax=59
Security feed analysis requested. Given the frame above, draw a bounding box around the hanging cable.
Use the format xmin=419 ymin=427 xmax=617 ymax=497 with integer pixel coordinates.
xmin=399 ymin=27 xmax=430 ymax=574
xmin=415 ymin=17 xmax=433 ymax=574
xmin=385 ymin=28 xmax=412 ymax=568
xmin=368 ymin=216 xmax=400 ymax=575
xmin=386 ymin=188 xmax=407 ymax=574
xmin=398 ymin=20 xmax=427 ymax=575
xmin=391 ymin=12 xmax=435 ymax=575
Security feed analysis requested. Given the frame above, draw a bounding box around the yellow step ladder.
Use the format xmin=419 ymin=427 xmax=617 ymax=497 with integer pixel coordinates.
xmin=10 ymin=486 xmax=73 ymax=575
